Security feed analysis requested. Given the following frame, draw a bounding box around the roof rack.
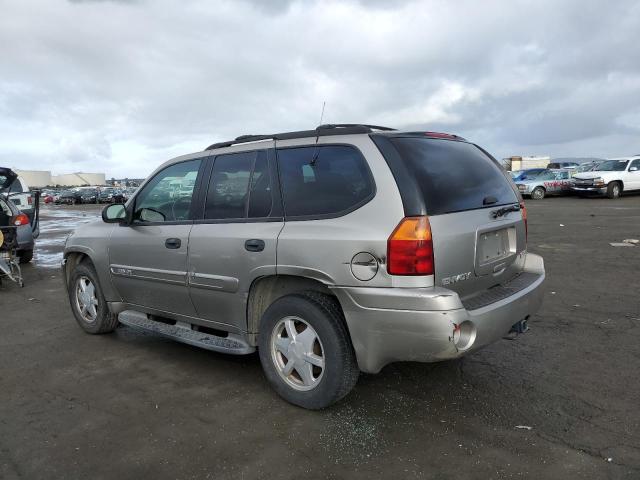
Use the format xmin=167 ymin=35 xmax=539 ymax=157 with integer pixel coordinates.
xmin=204 ymin=124 xmax=397 ymax=151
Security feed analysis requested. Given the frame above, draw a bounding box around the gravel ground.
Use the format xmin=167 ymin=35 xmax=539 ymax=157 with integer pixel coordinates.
xmin=1 ymin=197 xmax=639 ymax=479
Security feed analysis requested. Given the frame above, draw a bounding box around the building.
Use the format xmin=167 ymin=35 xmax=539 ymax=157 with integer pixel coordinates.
xmin=502 ymin=156 xmax=550 ymax=171
xmin=13 ymin=170 xmax=106 ymax=187
xmin=13 ymin=170 xmax=51 ymax=188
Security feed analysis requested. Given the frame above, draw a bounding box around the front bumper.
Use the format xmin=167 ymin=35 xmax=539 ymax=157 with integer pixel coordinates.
xmin=332 ymin=253 xmax=545 ymax=373
xmin=571 ymin=186 xmax=606 ymax=195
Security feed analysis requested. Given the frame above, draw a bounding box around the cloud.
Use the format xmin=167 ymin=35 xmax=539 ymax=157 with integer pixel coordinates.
xmin=1 ymin=0 xmax=639 ymax=178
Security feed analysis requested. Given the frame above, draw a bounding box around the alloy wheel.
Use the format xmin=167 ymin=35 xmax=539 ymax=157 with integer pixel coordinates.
xmin=270 ymin=316 xmax=325 ymax=391
xmin=75 ymin=276 xmax=98 ymax=323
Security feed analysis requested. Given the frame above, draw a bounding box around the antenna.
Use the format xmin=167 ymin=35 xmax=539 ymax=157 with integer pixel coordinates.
xmin=310 ymin=101 xmax=326 ymax=166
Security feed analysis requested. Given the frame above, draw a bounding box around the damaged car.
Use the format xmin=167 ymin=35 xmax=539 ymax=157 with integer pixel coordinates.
xmin=516 ymin=169 xmax=573 ymax=200
xmin=0 ymin=167 xmax=39 ymax=263
xmin=63 ymin=124 xmax=545 ymax=409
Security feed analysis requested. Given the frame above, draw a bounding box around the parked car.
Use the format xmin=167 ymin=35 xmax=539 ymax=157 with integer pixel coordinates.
xmin=547 ymin=161 xmax=579 ymax=170
xmin=0 ymin=167 xmax=39 ymax=263
xmin=516 ymin=169 xmax=573 ymax=199
xmin=41 ymin=190 xmax=55 ymax=204
xmin=56 ymin=190 xmax=80 ymax=205
xmin=63 ymin=124 xmax=545 ymax=409
xmin=572 ymin=161 xmax=603 ymax=175
xmin=98 ymin=187 xmax=117 ymax=203
xmin=510 ymin=168 xmax=547 ymax=182
xmin=572 ymin=157 xmax=640 ymax=198
xmin=78 ymin=188 xmax=99 ymax=204
xmin=0 ymin=169 xmax=36 ymax=224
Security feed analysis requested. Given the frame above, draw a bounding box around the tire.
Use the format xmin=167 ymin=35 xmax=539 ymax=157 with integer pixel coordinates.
xmin=258 ymin=292 xmax=359 ymax=409
xmin=67 ymin=261 xmax=118 ymax=334
xmin=531 ymin=187 xmax=546 ymax=200
xmin=18 ymin=249 xmax=33 ymax=264
xmin=606 ymin=182 xmax=621 ymax=199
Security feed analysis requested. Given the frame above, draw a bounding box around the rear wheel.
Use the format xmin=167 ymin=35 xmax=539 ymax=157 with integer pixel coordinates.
xmin=607 ymin=182 xmax=621 ymax=199
xmin=68 ymin=261 xmax=118 ymax=334
xmin=531 ymin=187 xmax=546 ymax=200
xmin=18 ymin=249 xmax=33 ymax=264
xmin=258 ymin=292 xmax=359 ymax=409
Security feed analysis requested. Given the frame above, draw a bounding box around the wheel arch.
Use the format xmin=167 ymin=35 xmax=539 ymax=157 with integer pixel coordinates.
xmin=63 ymin=247 xmax=120 ymax=302
xmin=246 ymin=275 xmax=341 ymax=345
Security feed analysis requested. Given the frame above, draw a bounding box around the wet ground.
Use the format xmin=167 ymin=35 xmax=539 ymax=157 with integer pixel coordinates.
xmin=1 ymin=198 xmax=639 ymax=479
xmin=30 ymin=204 xmax=101 ymax=268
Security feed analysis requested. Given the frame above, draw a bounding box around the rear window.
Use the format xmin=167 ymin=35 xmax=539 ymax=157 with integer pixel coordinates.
xmin=389 ymin=137 xmax=518 ymax=215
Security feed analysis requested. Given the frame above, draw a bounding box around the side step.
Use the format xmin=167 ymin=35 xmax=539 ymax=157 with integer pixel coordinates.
xmin=118 ymin=310 xmax=255 ymax=355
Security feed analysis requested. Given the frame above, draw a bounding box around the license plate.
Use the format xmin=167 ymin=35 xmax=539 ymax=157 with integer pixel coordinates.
xmin=478 ymin=228 xmax=511 ymax=265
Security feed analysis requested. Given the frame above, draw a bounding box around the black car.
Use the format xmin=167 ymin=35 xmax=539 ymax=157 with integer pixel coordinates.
xmin=79 ymin=189 xmax=98 ymax=204
xmin=55 ymin=190 xmax=81 ymax=205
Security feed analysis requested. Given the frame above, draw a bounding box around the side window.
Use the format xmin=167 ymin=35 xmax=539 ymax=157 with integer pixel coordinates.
xmin=134 ymin=159 xmax=202 ymax=223
xmin=204 ymin=150 xmax=273 ymax=220
xmin=630 ymin=159 xmax=640 ymax=171
xmin=8 ymin=179 xmax=24 ymax=193
xmin=277 ymin=145 xmax=374 ymax=218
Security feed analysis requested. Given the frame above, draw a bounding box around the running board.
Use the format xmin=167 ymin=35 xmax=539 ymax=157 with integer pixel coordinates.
xmin=118 ymin=310 xmax=255 ymax=355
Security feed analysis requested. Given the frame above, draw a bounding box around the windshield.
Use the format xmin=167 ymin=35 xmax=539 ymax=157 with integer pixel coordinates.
xmin=575 ymin=163 xmax=598 ymax=173
xmin=512 ymin=169 xmax=545 ymax=181
xmin=596 ymin=160 xmax=628 ymax=171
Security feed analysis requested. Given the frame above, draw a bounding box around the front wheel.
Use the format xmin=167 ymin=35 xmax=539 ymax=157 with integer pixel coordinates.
xmin=607 ymin=182 xmax=621 ymax=199
xmin=68 ymin=261 xmax=118 ymax=334
xmin=531 ymin=187 xmax=546 ymax=200
xmin=258 ymin=292 xmax=359 ymax=409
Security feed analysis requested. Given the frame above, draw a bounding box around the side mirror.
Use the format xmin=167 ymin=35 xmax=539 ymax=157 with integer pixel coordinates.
xmin=102 ymin=204 xmax=127 ymax=223
xmin=630 ymin=166 xmax=638 ymax=172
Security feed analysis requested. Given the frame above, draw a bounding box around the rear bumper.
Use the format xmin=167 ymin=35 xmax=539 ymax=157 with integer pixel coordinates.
xmin=332 ymin=253 xmax=545 ymax=373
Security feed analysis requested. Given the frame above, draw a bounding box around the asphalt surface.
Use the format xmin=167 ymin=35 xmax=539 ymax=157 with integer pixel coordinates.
xmin=1 ymin=197 xmax=639 ymax=479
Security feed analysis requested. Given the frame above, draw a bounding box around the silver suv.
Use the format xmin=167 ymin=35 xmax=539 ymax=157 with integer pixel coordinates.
xmin=63 ymin=124 xmax=545 ymax=409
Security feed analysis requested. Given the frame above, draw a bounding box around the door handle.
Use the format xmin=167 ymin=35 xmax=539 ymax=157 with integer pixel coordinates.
xmin=165 ymin=238 xmax=181 ymax=249
xmin=244 ymin=239 xmax=265 ymax=252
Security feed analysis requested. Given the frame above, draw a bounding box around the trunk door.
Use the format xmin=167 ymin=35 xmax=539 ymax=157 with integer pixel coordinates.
xmin=379 ymin=136 xmax=526 ymax=298
xmin=0 ymin=167 xmax=18 ymax=192
xmin=429 ymin=207 xmax=525 ymax=298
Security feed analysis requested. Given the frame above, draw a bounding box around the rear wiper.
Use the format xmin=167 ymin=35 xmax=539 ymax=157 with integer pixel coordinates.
xmin=491 ymin=204 xmax=520 ymax=219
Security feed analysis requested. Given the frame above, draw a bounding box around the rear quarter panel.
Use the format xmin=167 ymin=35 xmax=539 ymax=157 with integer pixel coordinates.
xmin=276 ymin=135 xmax=431 ymax=288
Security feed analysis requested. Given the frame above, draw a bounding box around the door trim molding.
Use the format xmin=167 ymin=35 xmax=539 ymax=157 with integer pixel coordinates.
xmin=110 ymin=264 xmax=186 ymax=286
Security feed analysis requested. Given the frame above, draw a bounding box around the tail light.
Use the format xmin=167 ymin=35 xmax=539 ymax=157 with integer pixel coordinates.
xmin=520 ymin=202 xmax=527 ymax=241
xmin=387 ymin=216 xmax=434 ymax=275
xmin=13 ymin=213 xmax=30 ymax=226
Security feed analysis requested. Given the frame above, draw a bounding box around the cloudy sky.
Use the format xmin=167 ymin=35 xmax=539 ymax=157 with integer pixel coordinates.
xmin=1 ymin=0 xmax=639 ymax=178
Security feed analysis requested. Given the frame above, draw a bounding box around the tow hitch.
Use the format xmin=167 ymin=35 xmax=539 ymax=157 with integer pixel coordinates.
xmin=504 ymin=317 xmax=529 ymax=340
xmin=510 ymin=318 xmax=529 ymax=334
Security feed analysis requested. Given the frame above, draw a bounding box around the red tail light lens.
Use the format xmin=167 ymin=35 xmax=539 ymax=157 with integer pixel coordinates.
xmin=387 ymin=216 xmax=434 ymax=275
xmin=13 ymin=213 xmax=30 ymax=226
xmin=520 ymin=202 xmax=527 ymax=241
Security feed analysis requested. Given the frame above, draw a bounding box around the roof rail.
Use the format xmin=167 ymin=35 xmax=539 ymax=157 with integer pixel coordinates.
xmin=204 ymin=123 xmax=397 ymax=151
xmin=317 ymin=123 xmax=396 ymax=132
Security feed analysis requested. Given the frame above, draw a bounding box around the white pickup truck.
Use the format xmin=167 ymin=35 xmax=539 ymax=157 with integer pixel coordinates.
xmin=571 ymin=156 xmax=640 ymax=198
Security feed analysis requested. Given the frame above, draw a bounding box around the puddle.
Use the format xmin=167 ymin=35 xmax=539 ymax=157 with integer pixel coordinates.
xmin=33 ymin=206 xmax=101 ymax=268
